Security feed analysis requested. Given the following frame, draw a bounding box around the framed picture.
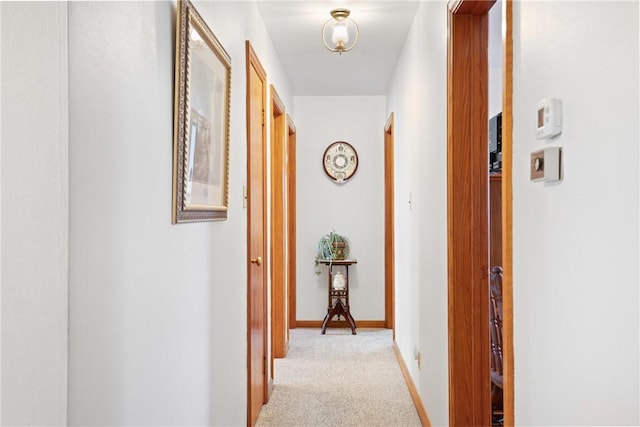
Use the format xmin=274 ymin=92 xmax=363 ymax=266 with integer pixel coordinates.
xmin=172 ymin=0 xmax=231 ymax=223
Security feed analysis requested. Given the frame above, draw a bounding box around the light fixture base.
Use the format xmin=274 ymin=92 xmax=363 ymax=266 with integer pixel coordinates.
xmin=330 ymin=8 xmax=351 ymax=21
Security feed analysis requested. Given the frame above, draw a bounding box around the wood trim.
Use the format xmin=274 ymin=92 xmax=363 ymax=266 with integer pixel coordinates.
xmin=287 ymin=114 xmax=297 ymax=134
xmin=270 ymin=85 xmax=288 ymax=360
xmin=287 ymin=115 xmax=297 ymax=329
xmin=448 ymin=0 xmax=496 ymax=15
xmin=393 ymin=342 xmax=432 ymax=427
xmin=384 ymin=113 xmax=395 ymax=333
xmin=246 ymin=42 xmax=266 ymax=86
xmin=489 ymin=175 xmax=502 ymax=269
xmin=295 ymin=320 xmax=386 ymax=329
xmin=502 ymin=0 xmax=514 ymax=424
xmin=447 ymin=3 xmax=491 ymax=426
xmin=384 ymin=112 xmax=394 ymax=132
xmin=271 ymin=86 xmax=285 ymax=116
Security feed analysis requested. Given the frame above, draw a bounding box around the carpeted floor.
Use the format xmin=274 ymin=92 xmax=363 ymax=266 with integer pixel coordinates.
xmin=256 ymin=328 xmax=422 ymax=427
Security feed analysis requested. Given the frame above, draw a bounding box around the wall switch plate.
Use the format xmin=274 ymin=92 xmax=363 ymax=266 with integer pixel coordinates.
xmin=531 ymin=147 xmax=561 ymax=182
xmin=242 ymin=185 xmax=247 ymax=209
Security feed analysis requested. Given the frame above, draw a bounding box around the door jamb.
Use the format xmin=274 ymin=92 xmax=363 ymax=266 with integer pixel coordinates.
xmin=269 ymin=85 xmax=288 ymax=361
xmin=287 ymin=116 xmax=297 ymax=330
xmin=501 ymin=1 xmax=514 ymax=424
xmin=447 ymin=2 xmax=492 ymax=425
xmin=384 ymin=113 xmax=395 ymax=335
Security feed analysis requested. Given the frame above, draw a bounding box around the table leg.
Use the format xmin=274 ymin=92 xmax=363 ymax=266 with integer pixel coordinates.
xmin=346 ymin=311 xmax=357 ymax=335
xmin=320 ymin=311 xmax=331 ymax=334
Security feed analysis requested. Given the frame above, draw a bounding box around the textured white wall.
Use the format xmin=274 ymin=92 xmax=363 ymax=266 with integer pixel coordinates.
xmin=386 ymin=2 xmax=449 ymax=425
xmin=68 ymin=2 xmax=291 ymax=426
xmin=0 ymin=2 xmax=69 ymax=425
xmin=295 ymin=96 xmax=386 ymax=322
xmin=489 ymin=0 xmax=503 ymax=119
xmin=512 ymin=1 xmax=639 ymax=425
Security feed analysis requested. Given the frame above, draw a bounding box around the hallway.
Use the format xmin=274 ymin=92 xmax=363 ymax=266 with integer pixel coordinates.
xmin=1 ymin=1 xmax=638 ymax=426
xmin=256 ymin=329 xmax=421 ymax=427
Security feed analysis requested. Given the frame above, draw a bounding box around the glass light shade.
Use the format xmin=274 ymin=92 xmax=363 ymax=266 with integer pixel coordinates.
xmin=331 ymin=22 xmax=349 ymax=45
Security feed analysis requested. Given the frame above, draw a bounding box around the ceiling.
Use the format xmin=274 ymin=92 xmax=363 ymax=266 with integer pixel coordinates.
xmin=256 ymin=1 xmax=421 ymax=96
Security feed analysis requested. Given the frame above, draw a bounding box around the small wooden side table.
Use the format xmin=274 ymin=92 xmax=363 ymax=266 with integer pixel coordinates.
xmin=319 ymin=259 xmax=357 ymax=335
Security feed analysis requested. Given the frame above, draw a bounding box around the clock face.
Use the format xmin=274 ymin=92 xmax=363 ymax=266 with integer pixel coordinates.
xmin=323 ymin=141 xmax=358 ymax=183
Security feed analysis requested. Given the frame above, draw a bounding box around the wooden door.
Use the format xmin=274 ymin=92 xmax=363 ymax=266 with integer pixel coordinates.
xmin=384 ymin=114 xmax=395 ymax=333
xmin=270 ymin=86 xmax=288 ymax=359
xmin=246 ymin=41 xmax=268 ymax=427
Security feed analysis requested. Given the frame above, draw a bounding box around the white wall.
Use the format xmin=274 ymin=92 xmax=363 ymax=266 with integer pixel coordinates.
xmin=386 ymin=2 xmax=449 ymax=425
xmin=68 ymin=1 xmax=291 ymax=426
xmin=512 ymin=1 xmax=639 ymax=425
xmin=295 ymin=96 xmax=386 ymax=322
xmin=1 ymin=4 xmax=3 ymax=421
xmin=0 ymin=2 xmax=69 ymax=425
xmin=489 ymin=0 xmax=503 ymax=119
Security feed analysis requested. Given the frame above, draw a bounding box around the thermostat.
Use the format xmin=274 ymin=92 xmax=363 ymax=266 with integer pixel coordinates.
xmin=536 ymin=98 xmax=562 ymax=139
xmin=530 ymin=147 xmax=561 ymax=182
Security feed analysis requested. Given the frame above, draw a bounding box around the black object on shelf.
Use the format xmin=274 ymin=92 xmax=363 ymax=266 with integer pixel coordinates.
xmin=489 ymin=112 xmax=502 ymax=173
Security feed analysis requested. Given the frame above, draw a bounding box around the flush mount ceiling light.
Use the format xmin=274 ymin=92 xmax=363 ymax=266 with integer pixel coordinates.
xmin=322 ymin=8 xmax=359 ymax=55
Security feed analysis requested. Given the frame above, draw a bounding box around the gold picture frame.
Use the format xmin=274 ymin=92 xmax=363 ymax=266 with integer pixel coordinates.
xmin=172 ymin=0 xmax=231 ymax=223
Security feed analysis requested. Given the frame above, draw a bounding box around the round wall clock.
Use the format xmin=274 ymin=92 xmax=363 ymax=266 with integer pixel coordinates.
xmin=322 ymin=141 xmax=359 ymax=183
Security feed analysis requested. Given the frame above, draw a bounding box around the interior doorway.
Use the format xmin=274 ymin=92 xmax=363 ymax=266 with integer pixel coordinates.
xmin=287 ymin=116 xmax=297 ymax=330
xmin=384 ymin=113 xmax=395 ymax=334
xmin=270 ymin=85 xmax=289 ymax=360
xmin=447 ymin=0 xmax=513 ymax=425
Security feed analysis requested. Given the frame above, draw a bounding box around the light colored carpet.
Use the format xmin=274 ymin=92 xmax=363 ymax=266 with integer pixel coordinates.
xmin=256 ymin=328 xmax=422 ymax=427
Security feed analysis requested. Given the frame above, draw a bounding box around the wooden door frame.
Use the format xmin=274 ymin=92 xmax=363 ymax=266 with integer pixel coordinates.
xmin=245 ymin=41 xmax=268 ymax=427
xmin=384 ymin=113 xmax=395 ymax=334
xmin=269 ymin=85 xmax=288 ymax=360
xmin=287 ymin=116 xmax=297 ymax=330
xmin=447 ymin=5 xmax=491 ymax=424
xmin=501 ymin=1 xmax=514 ymax=424
xmin=447 ymin=0 xmax=514 ymax=425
